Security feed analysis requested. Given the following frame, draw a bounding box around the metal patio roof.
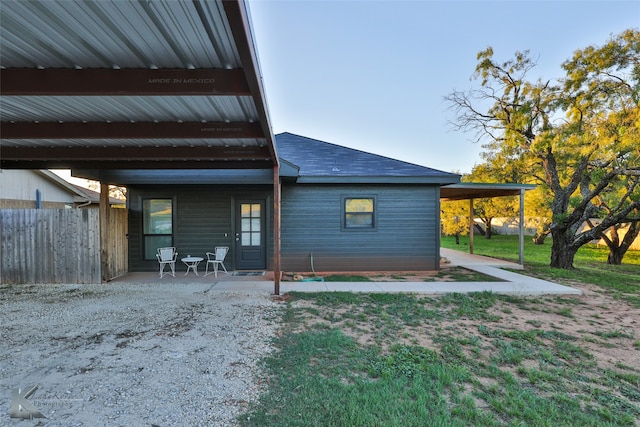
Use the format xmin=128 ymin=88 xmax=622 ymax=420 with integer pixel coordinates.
xmin=440 ymin=183 xmax=536 ymax=201
xmin=0 ymin=0 xmax=277 ymax=170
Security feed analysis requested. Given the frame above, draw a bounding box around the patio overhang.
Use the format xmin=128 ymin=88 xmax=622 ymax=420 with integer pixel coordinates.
xmin=440 ymin=183 xmax=536 ymax=266
xmin=440 ymin=183 xmax=536 ymax=201
xmin=0 ymin=0 xmax=278 ymax=170
xmin=0 ymin=0 xmax=281 ymax=291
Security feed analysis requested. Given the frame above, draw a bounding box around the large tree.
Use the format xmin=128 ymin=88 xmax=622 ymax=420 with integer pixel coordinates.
xmin=447 ymin=29 xmax=640 ymax=268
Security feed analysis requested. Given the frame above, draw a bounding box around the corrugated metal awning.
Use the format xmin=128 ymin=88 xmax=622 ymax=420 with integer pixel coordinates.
xmin=440 ymin=183 xmax=536 ymax=201
xmin=0 ymin=0 xmax=277 ymax=170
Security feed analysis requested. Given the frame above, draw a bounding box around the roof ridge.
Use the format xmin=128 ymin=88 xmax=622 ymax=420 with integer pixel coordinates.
xmin=275 ymin=132 xmax=459 ymax=174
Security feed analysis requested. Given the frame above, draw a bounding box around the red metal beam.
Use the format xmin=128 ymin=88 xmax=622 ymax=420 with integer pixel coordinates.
xmin=0 ymin=159 xmax=274 ymax=170
xmin=0 ymin=146 xmax=272 ymax=161
xmin=273 ymin=165 xmax=281 ymax=295
xmin=1 ymin=121 xmax=264 ymax=139
xmin=0 ymin=68 xmax=250 ymax=96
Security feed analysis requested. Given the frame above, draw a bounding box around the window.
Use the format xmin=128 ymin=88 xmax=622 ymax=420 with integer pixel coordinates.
xmin=344 ymin=197 xmax=375 ymax=229
xmin=143 ymin=198 xmax=173 ymax=260
xmin=241 ymin=203 xmax=261 ymax=246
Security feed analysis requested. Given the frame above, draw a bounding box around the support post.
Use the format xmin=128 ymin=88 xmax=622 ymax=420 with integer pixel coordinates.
xmin=99 ymin=183 xmax=109 ymax=283
xmin=519 ymin=188 xmax=525 ymax=266
xmin=273 ymin=166 xmax=281 ymax=295
xmin=469 ymin=198 xmax=474 ymax=254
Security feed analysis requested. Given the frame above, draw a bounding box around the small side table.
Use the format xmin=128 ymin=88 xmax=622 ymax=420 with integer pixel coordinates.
xmin=181 ymin=256 xmax=204 ymax=276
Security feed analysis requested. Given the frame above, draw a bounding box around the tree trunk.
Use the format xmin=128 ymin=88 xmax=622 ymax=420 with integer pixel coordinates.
xmin=532 ymin=233 xmax=547 ymax=245
xmin=455 ymin=233 xmax=460 ymax=245
xmin=605 ymin=220 xmax=639 ymax=265
xmin=483 ymin=218 xmax=493 ymax=239
xmin=550 ymin=230 xmax=577 ymax=269
xmin=604 ymin=223 xmax=622 ymax=265
xmin=485 ymin=225 xmax=492 ymax=239
xmin=607 ymin=249 xmax=624 ymax=265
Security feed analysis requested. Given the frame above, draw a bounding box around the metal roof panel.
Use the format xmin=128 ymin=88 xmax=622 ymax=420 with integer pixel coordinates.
xmin=0 ymin=1 xmax=277 ymax=169
xmin=0 ymin=96 xmax=257 ymax=122
xmin=0 ymin=0 xmax=239 ymax=68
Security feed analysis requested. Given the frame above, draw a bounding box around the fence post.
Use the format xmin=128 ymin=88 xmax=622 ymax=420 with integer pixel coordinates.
xmin=100 ymin=183 xmax=109 ymax=283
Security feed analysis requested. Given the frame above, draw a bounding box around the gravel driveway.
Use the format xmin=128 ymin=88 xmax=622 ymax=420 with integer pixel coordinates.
xmin=0 ymin=282 xmax=281 ymax=426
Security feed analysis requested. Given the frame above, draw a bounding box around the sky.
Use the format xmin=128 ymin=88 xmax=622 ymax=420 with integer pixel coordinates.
xmin=246 ymin=0 xmax=640 ymax=175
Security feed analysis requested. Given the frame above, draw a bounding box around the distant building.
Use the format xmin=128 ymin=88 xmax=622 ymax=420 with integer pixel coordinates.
xmin=0 ymin=169 xmax=124 ymax=209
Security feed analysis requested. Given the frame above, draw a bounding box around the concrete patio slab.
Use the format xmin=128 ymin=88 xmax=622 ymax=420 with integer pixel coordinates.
xmin=278 ymin=281 xmax=580 ymax=296
xmin=111 ymin=249 xmax=582 ymax=296
xmin=274 ymin=249 xmax=581 ymax=296
xmin=440 ymin=248 xmax=525 ymax=269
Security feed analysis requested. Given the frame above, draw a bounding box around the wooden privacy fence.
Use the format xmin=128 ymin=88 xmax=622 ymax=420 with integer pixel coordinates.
xmin=0 ymin=208 xmax=127 ymax=284
xmin=106 ymin=208 xmax=128 ymax=281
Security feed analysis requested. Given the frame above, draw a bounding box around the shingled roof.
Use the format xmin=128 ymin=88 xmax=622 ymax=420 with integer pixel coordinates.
xmin=275 ymin=132 xmax=460 ymax=184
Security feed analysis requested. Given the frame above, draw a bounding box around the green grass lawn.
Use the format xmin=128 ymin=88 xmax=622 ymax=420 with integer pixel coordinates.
xmin=441 ymin=235 xmax=640 ymax=307
xmin=238 ymin=235 xmax=640 ymax=426
xmin=440 ymin=234 xmax=640 ymax=266
xmin=240 ymin=292 xmax=640 ymax=426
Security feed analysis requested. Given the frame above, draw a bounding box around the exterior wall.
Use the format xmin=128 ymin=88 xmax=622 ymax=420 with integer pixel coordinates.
xmin=0 ymin=170 xmax=76 ymax=207
xmin=280 ymin=184 xmax=441 ymax=272
xmin=127 ymin=183 xmax=441 ymax=273
xmin=127 ymin=185 xmax=273 ymax=272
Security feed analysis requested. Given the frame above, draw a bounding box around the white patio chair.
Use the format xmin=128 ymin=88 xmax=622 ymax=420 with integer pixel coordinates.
xmin=156 ymin=247 xmax=177 ymax=278
xmin=205 ymin=246 xmax=229 ymax=277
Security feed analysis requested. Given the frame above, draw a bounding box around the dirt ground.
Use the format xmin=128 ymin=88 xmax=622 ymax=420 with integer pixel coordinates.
xmin=432 ymin=283 xmax=640 ymax=372
xmin=0 ymin=282 xmax=279 ymax=426
xmin=285 ymin=269 xmax=640 ymax=373
xmin=1 ymin=270 xmax=637 ymax=425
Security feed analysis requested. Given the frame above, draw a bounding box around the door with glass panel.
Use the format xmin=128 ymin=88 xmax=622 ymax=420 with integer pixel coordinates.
xmin=235 ymin=200 xmax=266 ymax=270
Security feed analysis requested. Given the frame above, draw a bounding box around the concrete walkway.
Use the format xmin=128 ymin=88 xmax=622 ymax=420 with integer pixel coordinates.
xmin=113 ymin=249 xmax=582 ymax=296
xmin=215 ymin=249 xmax=581 ymax=296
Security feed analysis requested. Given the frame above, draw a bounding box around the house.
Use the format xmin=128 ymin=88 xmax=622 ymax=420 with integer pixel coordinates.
xmin=0 ymin=1 xmax=529 ymax=287
xmin=0 ymin=169 xmax=123 ymax=209
xmin=90 ymin=132 xmax=459 ymax=273
xmin=276 ymin=133 xmax=460 ymax=272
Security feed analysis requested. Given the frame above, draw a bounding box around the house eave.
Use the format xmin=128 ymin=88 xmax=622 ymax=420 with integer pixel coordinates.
xmin=294 ymin=176 xmax=461 ymax=185
xmin=440 ymin=183 xmax=536 ymax=200
xmin=77 ymin=168 xmax=274 ymax=186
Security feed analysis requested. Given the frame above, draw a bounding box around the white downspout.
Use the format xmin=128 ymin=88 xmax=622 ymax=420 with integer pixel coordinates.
xmin=76 ymin=199 xmax=92 ymax=208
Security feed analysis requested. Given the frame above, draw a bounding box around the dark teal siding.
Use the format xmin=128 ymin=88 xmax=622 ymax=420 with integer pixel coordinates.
xmin=128 ymin=185 xmax=272 ymax=272
xmin=127 ymin=183 xmax=441 ymax=273
xmin=280 ymin=184 xmax=440 ymax=271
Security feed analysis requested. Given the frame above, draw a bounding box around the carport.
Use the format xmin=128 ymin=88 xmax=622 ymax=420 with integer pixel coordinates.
xmin=0 ymin=1 xmax=283 ymax=292
xmin=441 ymin=183 xmax=536 ymax=265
